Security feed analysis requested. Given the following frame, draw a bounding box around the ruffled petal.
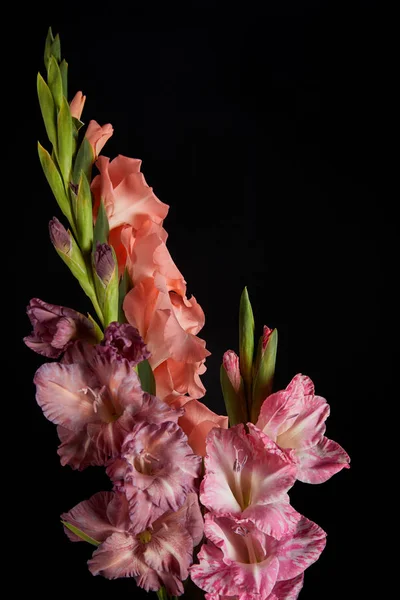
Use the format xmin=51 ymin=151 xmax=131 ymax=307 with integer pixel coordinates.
xmin=269 ymin=574 xmax=304 ymax=600
xmin=296 ymin=436 xmax=350 ymax=483
xmin=88 ymin=532 xmax=143 ymax=579
xmin=61 ymin=492 xmax=127 ymax=542
xmin=275 ymin=517 xmax=326 ymax=581
xmin=190 ymin=543 xmax=238 ymax=597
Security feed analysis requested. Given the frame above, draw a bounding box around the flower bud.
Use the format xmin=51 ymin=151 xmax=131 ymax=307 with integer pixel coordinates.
xmin=85 ymin=120 xmax=113 ymax=159
xmin=220 ymin=350 xmax=247 ymax=426
xmin=251 ymin=326 xmax=278 ymax=423
xmin=93 ymin=243 xmax=119 ymax=326
xmin=100 ymin=322 xmax=150 ymax=366
xmin=69 ymin=91 xmax=86 ymax=120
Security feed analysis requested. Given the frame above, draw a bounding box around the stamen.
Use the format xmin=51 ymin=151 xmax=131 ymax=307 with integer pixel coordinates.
xmin=233 ymin=446 xmax=248 ymax=472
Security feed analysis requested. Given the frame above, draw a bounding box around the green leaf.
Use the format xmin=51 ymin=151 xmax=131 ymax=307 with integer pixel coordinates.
xmin=118 ymin=268 xmax=133 ymax=323
xmin=50 ymin=33 xmax=61 ymax=63
xmin=37 ymin=73 xmax=57 ymax=149
xmin=239 ymin=287 xmax=255 ymax=407
xmin=93 ymin=199 xmax=110 ymax=247
xmin=37 ymin=142 xmax=72 ymax=222
xmin=44 ymin=27 xmax=54 ymax=69
xmin=72 ymin=117 xmax=84 ymax=132
xmin=251 ymin=328 xmax=278 ymax=423
xmin=76 ymin=171 xmax=93 ymax=253
xmin=73 ymin=136 xmax=94 ymax=184
xmin=57 ymin=96 xmax=73 ymax=182
xmin=137 ymin=359 xmax=156 ymax=396
xmin=61 ymin=521 xmax=100 ymax=546
xmin=220 ymin=364 xmax=247 ymax=425
xmin=60 ymin=59 xmax=68 ymax=97
xmin=47 ymin=56 xmax=63 ymax=110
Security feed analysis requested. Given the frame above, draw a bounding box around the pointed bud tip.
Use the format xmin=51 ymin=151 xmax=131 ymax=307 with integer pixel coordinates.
xmin=49 ymin=217 xmax=71 ymax=253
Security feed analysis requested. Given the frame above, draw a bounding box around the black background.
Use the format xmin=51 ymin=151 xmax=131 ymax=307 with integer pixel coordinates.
xmin=9 ymin=2 xmax=390 ymax=598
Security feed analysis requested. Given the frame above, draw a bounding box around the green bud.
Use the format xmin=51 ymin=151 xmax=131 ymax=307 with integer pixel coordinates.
xmin=73 ymin=136 xmax=95 ymax=184
xmin=74 ymin=172 xmax=93 ymax=254
xmin=220 ymin=354 xmax=248 ymax=425
xmin=239 ymin=287 xmax=255 ymax=411
xmin=50 ymin=33 xmax=61 ymax=63
xmin=57 ymin=96 xmax=73 ymax=183
xmin=251 ymin=327 xmax=278 ymax=423
xmin=37 ymin=73 xmax=57 ymax=150
xmin=44 ymin=27 xmax=54 ymax=70
xmin=38 ymin=142 xmax=73 ymax=224
xmin=47 ymin=55 xmax=63 ymax=110
xmin=93 ymin=243 xmax=119 ymax=326
xmin=59 ymin=59 xmax=68 ymax=97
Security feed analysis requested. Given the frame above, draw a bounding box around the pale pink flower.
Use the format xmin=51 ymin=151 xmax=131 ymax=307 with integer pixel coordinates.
xmin=191 ymin=514 xmax=325 ymax=600
xmin=256 ymin=374 xmax=350 ymax=483
xmin=85 ymin=120 xmax=113 ymax=158
xmin=201 ymin=424 xmax=299 ymax=539
xmin=34 ymin=342 xmax=180 ymax=469
xmin=69 ymin=91 xmax=86 ymax=120
xmin=205 ymin=575 xmax=303 ymax=599
xmin=107 ymin=420 xmax=201 ymax=533
xmin=24 ymin=298 xmax=98 ymax=358
xmin=62 ymin=491 xmax=203 ymax=596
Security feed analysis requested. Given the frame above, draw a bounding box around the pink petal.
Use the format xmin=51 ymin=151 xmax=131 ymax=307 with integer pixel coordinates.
xmin=179 ymin=398 xmax=229 ymax=456
xmin=296 ymin=436 xmax=350 ymax=483
xmin=69 ymin=91 xmax=86 ymax=120
xmin=143 ymin=525 xmax=193 ymax=580
xmin=276 ymin=395 xmax=329 ymax=451
xmin=269 ymin=574 xmax=304 ymax=600
xmin=61 ymin=492 xmax=128 ymax=542
xmin=190 ymin=543 xmax=238 ymax=597
xmin=34 ymin=362 xmax=97 ymax=431
xmin=85 ymin=120 xmax=113 ymax=158
xmin=88 ymin=532 xmax=144 ymax=579
xmin=275 ymin=516 xmax=326 ymax=581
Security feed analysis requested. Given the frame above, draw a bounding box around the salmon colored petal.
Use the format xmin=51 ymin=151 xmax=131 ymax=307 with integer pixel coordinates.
xmin=85 ymin=120 xmax=113 ymax=158
xmin=69 ymin=91 xmax=86 ymax=120
xmin=169 ymin=292 xmax=205 ymax=334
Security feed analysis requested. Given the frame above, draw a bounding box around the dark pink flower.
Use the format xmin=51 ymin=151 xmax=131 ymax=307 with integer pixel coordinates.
xmin=201 ymin=424 xmax=299 ymax=539
xmin=62 ymin=491 xmax=203 ymax=596
xmin=100 ymin=322 xmax=150 ymax=366
xmin=34 ymin=342 xmax=181 ymax=469
xmin=107 ymin=420 xmax=201 ymax=533
xmin=256 ymin=374 xmax=350 ymax=483
xmin=24 ymin=298 xmax=98 ymax=358
xmin=191 ymin=514 xmax=325 ymax=600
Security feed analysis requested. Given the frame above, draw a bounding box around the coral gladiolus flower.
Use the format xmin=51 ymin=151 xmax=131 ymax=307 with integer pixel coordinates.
xmin=190 ymin=514 xmax=325 ymax=600
xmin=201 ymin=424 xmax=299 ymax=539
xmin=91 ymin=155 xmax=169 ymax=231
xmin=256 ymin=374 xmax=350 ymax=483
xmin=69 ymin=91 xmax=86 ymax=120
xmin=107 ymin=421 xmax=201 ymax=533
xmin=24 ymin=298 xmax=98 ymax=358
xmin=85 ymin=120 xmax=113 ymax=158
xmin=34 ymin=342 xmax=181 ymax=469
xmin=62 ymin=491 xmax=203 ymax=596
xmin=174 ymin=397 xmax=229 ymax=457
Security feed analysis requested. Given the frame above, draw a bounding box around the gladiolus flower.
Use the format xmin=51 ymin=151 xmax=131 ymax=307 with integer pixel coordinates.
xmin=62 ymin=491 xmax=203 ymax=596
xmin=34 ymin=342 xmax=181 ymax=469
xmin=190 ymin=514 xmax=325 ymax=600
xmin=206 ymin=573 xmax=304 ymax=600
xmin=256 ymin=374 xmax=350 ymax=483
xmin=69 ymin=91 xmax=86 ymax=120
xmin=201 ymin=424 xmax=299 ymax=539
xmin=24 ymin=298 xmax=98 ymax=358
xmin=107 ymin=420 xmax=201 ymax=533
xmin=85 ymin=120 xmax=113 ymax=158
xmin=100 ymin=322 xmax=150 ymax=366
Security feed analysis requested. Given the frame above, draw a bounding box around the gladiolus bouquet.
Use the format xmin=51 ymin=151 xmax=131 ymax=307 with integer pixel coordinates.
xmin=25 ymin=29 xmax=350 ymax=599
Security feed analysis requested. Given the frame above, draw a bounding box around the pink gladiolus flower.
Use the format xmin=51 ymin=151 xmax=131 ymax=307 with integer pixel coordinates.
xmin=256 ymin=374 xmax=350 ymax=484
xmin=69 ymin=91 xmax=86 ymax=120
xmin=24 ymin=298 xmax=98 ymax=358
xmin=205 ymin=574 xmax=304 ymax=599
xmin=191 ymin=514 xmax=325 ymax=600
xmin=63 ymin=491 xmax=203 ymax=596
xmin=91 ymin=155 xmax=169 ymax=232
xmin=34 ymin=342 xmax=181 ymax=469
xmin=100 ymin=321 xmax=150 ymax=366
xmin=107 ymin=420 xmax=201 ymax=533
xmin=201 ymin=424 xmax=300 ymax=539
xmin=85 ymin=120 xmax=114 ymax=158
xmin=174 ymin=397 xmax=229 ymax=457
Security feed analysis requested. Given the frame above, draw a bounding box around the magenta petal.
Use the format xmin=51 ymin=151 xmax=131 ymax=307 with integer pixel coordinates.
xmin=61 ymin=492 xmax=128 ymax=543
xmin=269 ymin=574 xmax=304 ymax=600
xmin=275 ymin=516 xmax=326 ymax=581
xmin=296 ymin=436 xmax=350 ymax=484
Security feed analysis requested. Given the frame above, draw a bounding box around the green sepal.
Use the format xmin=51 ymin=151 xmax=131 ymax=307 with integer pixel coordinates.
xmin=37 ymin=142 xmax=72 ymax=222
xmin=102 ymin=246 xmax=119 ymax=326
xmin=137 ymin=359 xmax=156 ymax=396
xmin=73 ymin=136 xmax=94 ymax=184
xmin=57 ymin=96 xmax=73 ymax=182
xmin=50 ymin=33 xmax=61 ymax=63
xmin=251 ymin=328 xmax=278 ymax=423
xmin=156 ymin=588 xmax=168 ymax=600
xmin=93 ymin=199 xmax=110 ymax=248
xmin=220 ymin=364 xmax=247 ymax=426
xmin=61 ymin=521 xmax=100 ymax=546
xmin=87 ymin=313 xmax=104 ymax=342
xmin=37 ymin=73 xmax=57 ymax=150
xmin=75 ymin=171 xmax=93 ymax=253
xmin=118 ymin=268 xmax=133 ymax=323
xmin=47 ymin=55 xmax=63 ymax=110
xmin=54 ymin=230 xmax=94 ymax=300
xmin=72 ymin=117 xmax=84 ymax=132
xmin=60 ymin=59 xmax=68 ymax=97
xmin=239 ymin=287 xmax=255 ymax=405
xmin=44 ymin=27 xmax=54 ymax=70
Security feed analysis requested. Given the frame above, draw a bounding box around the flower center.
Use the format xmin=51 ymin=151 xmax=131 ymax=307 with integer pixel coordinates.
xmin=134 ymin=450 xmax=160 ymax=475
xmin=232 ymin=525 xmax=263 ymax=564
xmin=137 ymin=529 xmax=152 ymax=544
xmin=231 ymin=446 xmax=248 ymax=510
xmin=79 ymin=385 xmax=121 ymax=423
